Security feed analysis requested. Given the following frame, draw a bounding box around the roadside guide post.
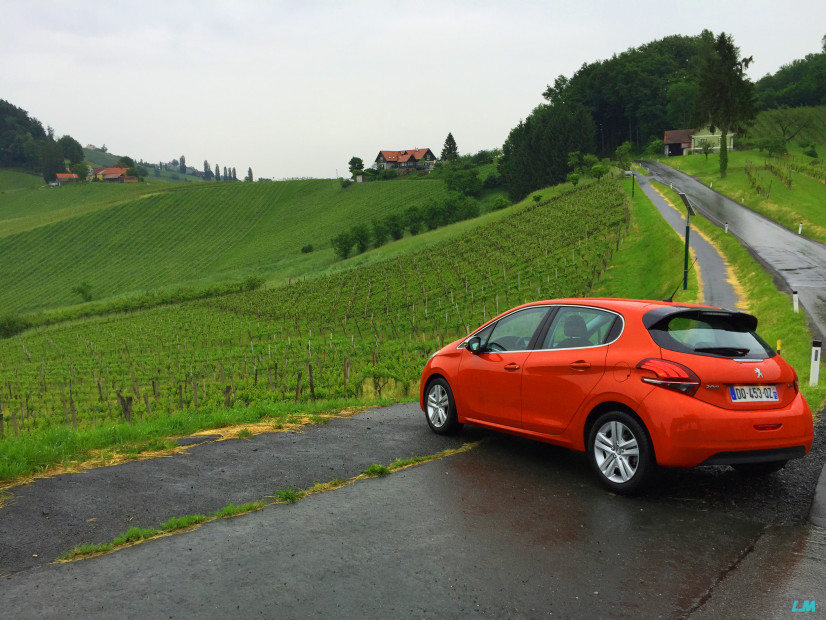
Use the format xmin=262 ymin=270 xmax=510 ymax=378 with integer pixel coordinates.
xmin=677 ymin=192 xmax=696 ymax=291
xmin=793 ymin=290 xmax=799 ymax=313
xmin=811 ymin=341 xmax=821 ymax=387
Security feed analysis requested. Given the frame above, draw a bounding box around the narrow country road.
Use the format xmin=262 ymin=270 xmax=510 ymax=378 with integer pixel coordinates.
xmin=642 ymin=161 xmax=826 ymax=341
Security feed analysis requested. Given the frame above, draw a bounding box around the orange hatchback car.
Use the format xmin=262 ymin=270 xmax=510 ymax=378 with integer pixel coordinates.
xmin=420 ymin=299 xmax=813 ymax=493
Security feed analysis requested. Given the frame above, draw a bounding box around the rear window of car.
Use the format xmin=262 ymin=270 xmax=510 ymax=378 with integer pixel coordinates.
xmin=647 ymin=312 xmax=775 ymax=359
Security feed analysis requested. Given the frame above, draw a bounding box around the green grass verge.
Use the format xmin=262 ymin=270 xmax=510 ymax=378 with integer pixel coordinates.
xmin=591 ymin=175 xmax=699 ymax=303
xmin=0 ymin=398 xmax=393 ymax=483
xmin=659 ymin=149 xmax=826 ymax=245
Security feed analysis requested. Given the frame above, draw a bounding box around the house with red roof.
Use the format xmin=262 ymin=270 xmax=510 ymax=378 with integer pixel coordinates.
xmin=94 ymin=167 xmax=129 ymax=182
xmin=55 ymin=172 xmax=78 ymax=185
xmin=374 ymin=148 xmax=437 ymax=173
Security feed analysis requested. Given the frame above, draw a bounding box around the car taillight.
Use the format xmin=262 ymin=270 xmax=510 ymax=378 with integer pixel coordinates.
xmin=636 ymin=358 xmax=700 ymax=396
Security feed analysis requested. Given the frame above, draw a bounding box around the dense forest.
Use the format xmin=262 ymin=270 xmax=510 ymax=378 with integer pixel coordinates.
xmin=499 ymin=31 xmax=826 ymax=200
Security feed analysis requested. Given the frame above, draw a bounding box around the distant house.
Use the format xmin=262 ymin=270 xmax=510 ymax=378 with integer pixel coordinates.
xmin=663 ymin=125 xmax=736 ymax=156
xmin=663 ymin=129 xmax=693 ymax=157
xmin=374 ymin=148 xmax=437 ymax=172
xmin=55 ymin=172 xmax=78 ymax=185
xmin=95 ymin=167 xmax=129 ymax=182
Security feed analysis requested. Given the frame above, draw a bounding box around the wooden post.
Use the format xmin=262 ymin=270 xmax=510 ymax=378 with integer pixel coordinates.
xmin=308 ymin=363 xmax=316 ymax=401
xmin=224 ymin=385 xmax=232 ymax=408
xmin=143 ymin=395 xmax=152 ymax=417
xmin=192 ymin=376 xmax=199 ymax=410
xmin=295 ymin=371 xmax=302 ymax=403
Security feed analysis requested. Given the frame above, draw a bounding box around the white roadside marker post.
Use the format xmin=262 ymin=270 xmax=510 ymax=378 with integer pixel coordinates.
xmin=793 ymin=290 xmax=799 ymax=313
xmin=810 ymin=340 xmax=822 ymax=387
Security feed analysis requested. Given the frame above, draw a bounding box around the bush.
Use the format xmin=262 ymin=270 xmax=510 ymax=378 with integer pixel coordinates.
xmin=241 ymin=276 xmax=265 ymax=292
xmin=405 ymin=206 xmax=422 ymax=235
xmin=339 ymin=178 xmax=353 ymax=189
xmin=301 ymin=244 xmax=313 ymax=254
xmin=483 ymin=172 xmax=502 ymax=189
xmin=377 ymin=169 xmax=398 ymax=181
xmin=490 ymin=196 xmax=510 ymax=210
xmin=71 ymin=282 xmax=93 ymax=302
xmin=384 ymin=213 xmax=404 ymax=241
xmin=351 ymin=224 xmax=370 ymax=254
xmin=0 ymin=314 xmax=32 ymax=339
xmin=331 ymin=232 xmax=354 ymax=260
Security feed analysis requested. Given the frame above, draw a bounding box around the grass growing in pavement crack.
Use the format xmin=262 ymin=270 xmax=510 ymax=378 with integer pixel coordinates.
xmin=58 ymin=441 xmax=482 ymax=562
xmin=274 ymin=488 xmax=305 ymax=503
xmin=362 ymin=463 xmax=391 ymax=477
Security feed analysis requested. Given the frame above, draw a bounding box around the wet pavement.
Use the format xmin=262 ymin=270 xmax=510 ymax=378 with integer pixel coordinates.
xmin=634 ymin=172 xmax=742 ymax=309
xmin=643 ymin=161 xmax=826 ymax=341
xmin=1 ymin=403 xmax=824 ymax=618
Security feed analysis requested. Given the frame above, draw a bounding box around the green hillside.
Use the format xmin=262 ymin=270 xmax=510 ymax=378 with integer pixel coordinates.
xmin=0 ymin=182 xmax=627 ymax=474
xmin=0 ymin=177 xmax=451 ymax=313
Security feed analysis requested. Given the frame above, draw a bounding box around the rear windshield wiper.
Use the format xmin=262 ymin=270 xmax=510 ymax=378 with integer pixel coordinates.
xmin=693 ymin=346 xmax=751 ymax=357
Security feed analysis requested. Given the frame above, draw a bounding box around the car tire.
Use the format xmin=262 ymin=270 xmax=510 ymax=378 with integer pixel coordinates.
xmin=424 ymin=377 xmax=463 ymax=435
xmin=587 ymin=410 xmax=654 ymax=494
xmin=732 ymin=460 xmax=787 ymax=476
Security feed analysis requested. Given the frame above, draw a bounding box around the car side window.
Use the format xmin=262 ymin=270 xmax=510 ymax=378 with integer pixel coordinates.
xmin=542 ymin=307 xmax=617 ymax=350
xmin=484 ymin=307 xmax=548 ymax=352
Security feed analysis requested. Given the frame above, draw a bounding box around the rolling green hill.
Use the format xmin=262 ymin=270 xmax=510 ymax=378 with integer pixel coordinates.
xmin=0 ymin=176 xmax=451 ymax=313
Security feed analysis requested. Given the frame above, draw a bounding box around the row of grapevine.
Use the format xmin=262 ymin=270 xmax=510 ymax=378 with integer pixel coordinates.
xmin=0 ymin=181 xmax=628 ymax=439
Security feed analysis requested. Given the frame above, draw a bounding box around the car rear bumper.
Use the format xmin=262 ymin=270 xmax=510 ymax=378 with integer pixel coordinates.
xmin=640 ymin=389 xmax=814 ymax=468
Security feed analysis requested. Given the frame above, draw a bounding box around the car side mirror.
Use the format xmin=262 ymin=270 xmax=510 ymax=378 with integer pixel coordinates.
xmin=467 ymin=336 xmax=483 ymax=354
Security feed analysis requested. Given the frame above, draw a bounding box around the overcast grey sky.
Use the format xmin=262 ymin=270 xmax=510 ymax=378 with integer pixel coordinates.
xmin=2 ymin=1 xmax=824 ymax=179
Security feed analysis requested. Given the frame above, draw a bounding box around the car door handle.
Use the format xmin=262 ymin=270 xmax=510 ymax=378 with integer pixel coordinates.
xmin=504 ymin=363 xmax=520 ymax=371
xmin=570 ymin=361 xmax=591 ymax=370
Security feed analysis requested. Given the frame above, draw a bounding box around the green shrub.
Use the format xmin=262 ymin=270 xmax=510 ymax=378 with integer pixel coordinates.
xmin=301 ymin=244 xmax=313 ymax=254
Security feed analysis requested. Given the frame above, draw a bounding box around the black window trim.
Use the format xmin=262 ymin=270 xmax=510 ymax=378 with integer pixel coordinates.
xmin=536 ymin=304 xmax=625 ymax=351
xmin=457 ymin=304 xmax=625 ymax=353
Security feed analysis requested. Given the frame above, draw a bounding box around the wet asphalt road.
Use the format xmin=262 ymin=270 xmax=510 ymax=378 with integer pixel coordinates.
xmin=2 ymin=403 xmax=825 ymax=618
xmin=634 ymin=171 xmax=741 ymax=309
xmin=642 ymin=161 xmax=826 ymax=341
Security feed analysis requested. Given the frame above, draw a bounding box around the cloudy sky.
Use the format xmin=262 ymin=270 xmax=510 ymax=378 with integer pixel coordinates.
xmin=2 ymin=1 xmax=824 ymax=179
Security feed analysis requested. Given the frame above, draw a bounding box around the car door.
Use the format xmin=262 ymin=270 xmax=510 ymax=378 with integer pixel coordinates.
xmin=521 ymin=306 xmax=619 ymax=435
xmin=456 ymin=306 xmax=550 ymax=428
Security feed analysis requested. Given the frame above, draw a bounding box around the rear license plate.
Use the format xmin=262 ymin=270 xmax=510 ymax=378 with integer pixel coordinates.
xmin=729 ymin=385 xmax=778 ymax=403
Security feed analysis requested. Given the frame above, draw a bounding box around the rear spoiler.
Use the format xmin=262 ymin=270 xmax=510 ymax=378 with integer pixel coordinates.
xmin=642 ymin=307 xmax=758 ymax=332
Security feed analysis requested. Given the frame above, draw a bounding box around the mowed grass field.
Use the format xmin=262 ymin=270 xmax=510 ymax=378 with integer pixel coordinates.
xmin=0 ymin=174 xmax=451 ymax=314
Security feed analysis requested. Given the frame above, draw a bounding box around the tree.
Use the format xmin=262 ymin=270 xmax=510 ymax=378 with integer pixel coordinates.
xmin=441 ymin=132 xmax=458 ymax=162
xmin=444 ymin=168 xmax=482 ymax=196
xmin=179 ymin=155 xmax=186 ymax=174
xmin=614 ymin=141 xmax=632 ymax=170
xmin=71 ymin=162 xmax=89 ymax=182
xmin=57 ymin=135 xmax=83 ymax=165
xmin=697 ymin=31 xmax=757 ymax=178
xmin=331 ymin=231 xmax=353 ymax=260
xmin=246 ymin=167 xmax=253 ymax=182
xmin=591 ymin=163 xmax=607 ymax=181
xmin=372 ymin=220 xmax=389 ymax=247
xmin=351 ymin=224 xmax=370 ymax=254
xmin=116 ymin=155 xmax=135 ymax=168
xmin=215 ymin=163 xmax=220 ymax=181
xmin=700 ymin=140 xmax=714 ymax=159
xmin=223 ymin=166 xmax=228 ymax=181
xmin=203 ymin=160 xmax=213 ymax=180
xmin=232 ymin=167 xmax=237 ymax=181
xmin=40 ymin=130 xmax=64 ymax=183
xmin=348 ymin=156 xmax=364 ymax=177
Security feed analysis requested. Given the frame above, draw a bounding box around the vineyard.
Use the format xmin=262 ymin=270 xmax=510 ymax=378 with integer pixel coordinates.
xmin=0 ymin=181 xmax=628 ymax=445
xmin=0 ymin=177 xmax=451 ymax=313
